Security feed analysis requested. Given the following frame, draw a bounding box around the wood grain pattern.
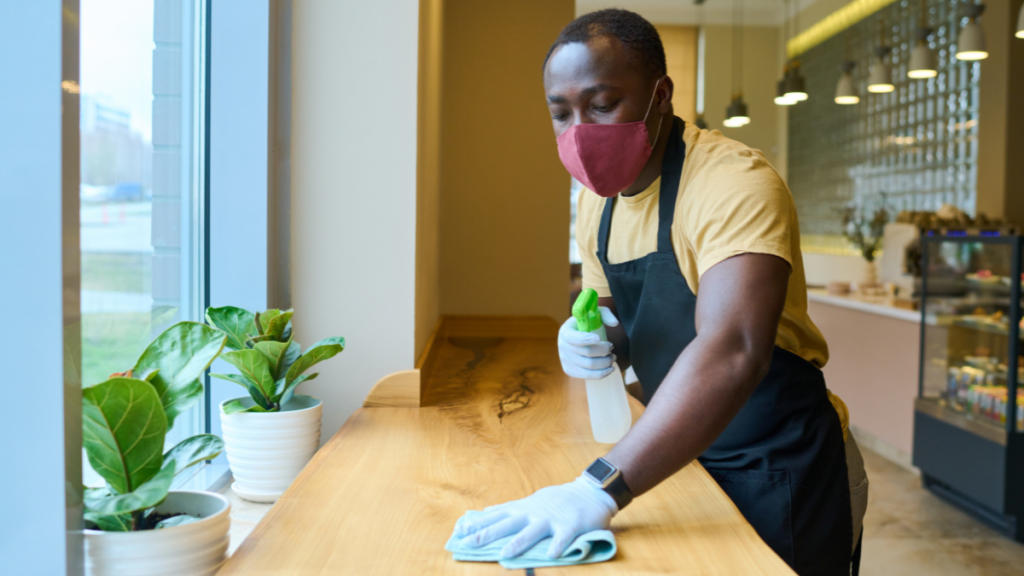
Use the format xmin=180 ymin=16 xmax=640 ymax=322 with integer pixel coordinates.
xmin=362 ymin=369 xmax=421 ymax=408
xmin=218 ymin=323 xmax=794 ymax=575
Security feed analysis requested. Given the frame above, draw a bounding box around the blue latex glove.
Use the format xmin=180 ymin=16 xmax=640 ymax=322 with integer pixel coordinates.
xmin=452 ymin=477 xmax=618 ymax=560
xmin=557 ymin=307 xmax=620 ymax=380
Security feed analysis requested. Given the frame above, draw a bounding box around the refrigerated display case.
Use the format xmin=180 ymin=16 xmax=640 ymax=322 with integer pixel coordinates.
xmin=915 ymin=233 xmax=1024 ymax=541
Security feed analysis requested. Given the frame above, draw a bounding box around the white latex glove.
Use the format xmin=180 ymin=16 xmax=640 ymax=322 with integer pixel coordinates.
xmin=453 ymin=477 xmax=618 ymax=559
xmin=557 ymin=307 xmax=620 ymax=380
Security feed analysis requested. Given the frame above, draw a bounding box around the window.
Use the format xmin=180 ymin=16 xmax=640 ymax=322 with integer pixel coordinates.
xmin=80 ymin=0 xmax=207 ymax=486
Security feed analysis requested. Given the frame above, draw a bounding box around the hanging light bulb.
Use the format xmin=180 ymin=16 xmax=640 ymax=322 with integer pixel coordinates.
xmin=724 ymin=95 xmax=750 ymax=127
xmin=908 ymin=28 xmax=937 ymax=78
xmin=1016 ymin=1 xmax=1023 ymax=39
xmin=775 ymin=78 xmax=796 ymax=105
xmin=957 ymin=2 xmax=988 ymax=60
xmin=867 ymin=48 xmax=894 ymax=92
xmin=909 ymin=0 xmax=937 ymax=78
xmin=835 ymin=62 xmax=859 ymax=104
xmin=784 ymin=62 xmax=809 ymax=101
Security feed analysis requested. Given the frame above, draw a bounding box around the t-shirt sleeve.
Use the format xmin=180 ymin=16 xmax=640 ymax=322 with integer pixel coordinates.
xmin=680 ymin=149 xmax=795 ymax=278
xmin=576 ymin=188 xmax=612 ymax=298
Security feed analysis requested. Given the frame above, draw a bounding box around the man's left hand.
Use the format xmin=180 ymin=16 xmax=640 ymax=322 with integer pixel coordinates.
xmin=452 ymin=477 xmax=618 ymax=559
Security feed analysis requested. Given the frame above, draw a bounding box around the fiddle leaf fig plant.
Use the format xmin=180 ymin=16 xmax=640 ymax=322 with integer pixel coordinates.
xmin=205 ymin=306 xmax=345 ymax=414
xmin=82 ymin=322 xmax=227 ymax=532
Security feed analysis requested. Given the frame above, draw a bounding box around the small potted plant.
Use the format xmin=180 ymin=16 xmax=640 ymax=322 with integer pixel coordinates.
xmin=206 ymin=306 xmax=344 ymax=502
xmin=82 ymin=322 xmax=229 ymax=576
xmin=840 ymin=197 xmax=890 ymax=291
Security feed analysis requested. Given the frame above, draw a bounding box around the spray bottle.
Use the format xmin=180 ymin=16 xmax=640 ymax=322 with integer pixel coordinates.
xmin=572 ymin=289 xmax=632 ymax=443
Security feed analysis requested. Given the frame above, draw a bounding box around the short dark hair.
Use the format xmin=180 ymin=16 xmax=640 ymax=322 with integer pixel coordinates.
xmin=543 ymin=9 xmax=667 ymax=81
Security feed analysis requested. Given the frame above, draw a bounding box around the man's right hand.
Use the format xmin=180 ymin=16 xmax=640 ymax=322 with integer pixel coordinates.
xmin=557 ymin=307 xmax=620 ymax=380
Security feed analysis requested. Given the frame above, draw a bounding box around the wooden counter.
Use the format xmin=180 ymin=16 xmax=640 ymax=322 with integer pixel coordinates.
xmin=218 ymin=317 xmax=794 ymax=575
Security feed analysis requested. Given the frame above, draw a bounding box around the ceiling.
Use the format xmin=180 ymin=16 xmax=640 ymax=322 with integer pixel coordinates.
xmin=574 ymin=0 xmax=825 ymax=26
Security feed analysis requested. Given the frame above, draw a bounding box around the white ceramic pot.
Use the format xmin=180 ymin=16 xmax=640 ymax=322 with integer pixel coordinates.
xmin=220 ymin=394 xmax=322 ymax=503
xmin=84 ymin=490 xmax=230 ymax=576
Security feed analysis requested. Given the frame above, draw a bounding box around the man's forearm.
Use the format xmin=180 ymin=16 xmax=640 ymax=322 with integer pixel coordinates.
xmin=602 ymin=330 xmax=771 ymax=496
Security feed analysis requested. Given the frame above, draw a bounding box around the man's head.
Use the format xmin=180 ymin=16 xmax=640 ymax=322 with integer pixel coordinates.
xmin=542 ymin=9 xmax=673 ymax=138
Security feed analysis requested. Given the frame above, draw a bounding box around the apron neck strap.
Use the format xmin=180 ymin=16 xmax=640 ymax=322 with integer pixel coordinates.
xmin=597 ymin=117 xmax=687 ymax=259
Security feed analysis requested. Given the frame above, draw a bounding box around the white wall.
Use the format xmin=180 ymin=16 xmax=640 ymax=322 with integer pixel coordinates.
xmin=290 ymin=0 xmax=420 ymax=441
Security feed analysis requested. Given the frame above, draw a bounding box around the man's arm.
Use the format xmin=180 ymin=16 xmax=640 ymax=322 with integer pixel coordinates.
xmin=603 ymin=252 xmax=790 ymax=496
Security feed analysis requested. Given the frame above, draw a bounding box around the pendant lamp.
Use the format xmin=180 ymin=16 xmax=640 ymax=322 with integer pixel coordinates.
xmin=835 ymin=62 xmax=859 ymax=104
xmin=695 ymin=114 xmax=708 ymax=130
xmin=867 ymin=47 xmax=894 ymax=92
xmin=956 ymin=2 xmax=988 ymax=61
xmin=784 ymin=62 xmax=809 ymax=101
xmin=1016 ymin=1 xmax=1023 ymax=39
xmin=775 ymin=78 xmax=796 ymax=105
xmin=908 ymin=28 xmax=937 ymax=78
xmin=908 ymin=0 xmax=937 ymax=78
xmin=724 ymin=94 xmax=750 ymax=127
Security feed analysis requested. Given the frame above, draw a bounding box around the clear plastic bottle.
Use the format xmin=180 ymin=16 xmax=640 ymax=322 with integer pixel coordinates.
xmin=573 ymin=289 xmax=632 ymax=444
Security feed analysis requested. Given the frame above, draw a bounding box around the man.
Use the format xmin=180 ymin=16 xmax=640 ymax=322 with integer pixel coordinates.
xmin=452 ymin=10 xmax=868 ymax=575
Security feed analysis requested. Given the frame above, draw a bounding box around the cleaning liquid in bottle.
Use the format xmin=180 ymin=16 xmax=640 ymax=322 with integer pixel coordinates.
xmin=572 ymin=289 xmax=633 ymax=444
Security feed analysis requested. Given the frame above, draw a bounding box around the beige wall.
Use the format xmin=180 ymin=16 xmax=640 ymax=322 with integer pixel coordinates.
xmin=415 ymin=0 xmax=574 ymax=356
xmin=291 ymin=0 xmax=420 ymax=438
xmin=703 ymin=25 xmax=784 ymax=171
xmin=416 ymin=0 xmax=443 ymax=358
xmin=656 ymin=25 xmax=698 ymax=123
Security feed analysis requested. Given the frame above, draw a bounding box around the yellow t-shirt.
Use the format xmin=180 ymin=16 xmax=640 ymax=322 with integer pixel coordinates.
xmin=576 ymin=123 xmax=850 ymax=439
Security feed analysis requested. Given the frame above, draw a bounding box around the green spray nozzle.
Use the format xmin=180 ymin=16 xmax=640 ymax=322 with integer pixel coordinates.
xmin=572 ymin=288 xmax=603 ymax=333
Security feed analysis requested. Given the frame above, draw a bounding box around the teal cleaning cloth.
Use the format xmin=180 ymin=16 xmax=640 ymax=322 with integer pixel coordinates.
xmin=446 ymin=512 xmax=617 ymax=569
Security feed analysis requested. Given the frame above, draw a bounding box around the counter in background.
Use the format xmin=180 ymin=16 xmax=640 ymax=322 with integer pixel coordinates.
xmin=807 ymin=289 xmax=920 ymax=470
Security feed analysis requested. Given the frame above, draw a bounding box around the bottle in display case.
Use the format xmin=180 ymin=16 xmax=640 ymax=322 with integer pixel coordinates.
xmin=915 ymin=232 xmax=1024 ymax=542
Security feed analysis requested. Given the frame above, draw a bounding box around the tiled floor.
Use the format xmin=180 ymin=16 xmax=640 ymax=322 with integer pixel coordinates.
xmin=858 ymin=448 xmax=1024 ymax=575
xmin=220 ymin=447 xmax=1024 ymax=572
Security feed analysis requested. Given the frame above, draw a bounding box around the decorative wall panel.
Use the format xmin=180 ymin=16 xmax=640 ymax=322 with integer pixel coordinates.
xmin=788 ymin=0 xmax=980 ymax=237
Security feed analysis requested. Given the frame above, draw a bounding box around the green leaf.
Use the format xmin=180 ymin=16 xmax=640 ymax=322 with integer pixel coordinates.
xmin=84 ymin=511 xmax=132 ymax=532
xmin=257 ymin=309 xmax=281 ymax=333
xmin=245 ymin=334 xmax=275 ymax=347
xmin=83 ymin=459 xmax=175 ymax=517
xmin=277 ymin=341 xmax=302 ymax=381
xmin=223 ymin=400 xmax=273 ymax=414
xmin=163 ymin=434 xmax=224 ymax=476
xmin=265 ymin=310 xmax=293 ymax=341
xmin=284 ymin=336 xmax=345 ymax=388
xmin=205 ymin=306 xmax=256 ymax=351
xmin=156 ymin=514 xmax=203 ymax=529
xmin=211 ymin=373 xmax=270 ymax=408
xmin=220 ymin=350 xmax=276 ymax=405
xmin=275 ymin=373 xmax=318 ymax=407
xmin=82 ymin=378 xmax=168 ymax=494
xmin=133 ymin=322 xmax=227 ymax=428
xmin=254 ymin=337 xmax=292 ymax=378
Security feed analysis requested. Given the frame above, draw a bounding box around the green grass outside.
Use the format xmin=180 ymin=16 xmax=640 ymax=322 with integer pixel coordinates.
xmin=81 ymin=252 xmax=151 ymax=293
xmin=81 ymin=312 xmax=154 ymax=387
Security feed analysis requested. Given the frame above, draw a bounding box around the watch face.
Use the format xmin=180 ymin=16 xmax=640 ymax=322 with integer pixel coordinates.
xmin=586 ymin=458 xmax=615 ymax=483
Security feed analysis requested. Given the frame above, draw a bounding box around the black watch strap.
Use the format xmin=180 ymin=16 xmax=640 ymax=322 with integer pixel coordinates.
xmin=605 ymin=472 xmax=634 ymax=510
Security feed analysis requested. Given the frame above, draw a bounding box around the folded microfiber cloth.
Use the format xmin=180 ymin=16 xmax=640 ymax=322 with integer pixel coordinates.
xmin=445 ymin=512 xmax=617 ymax=569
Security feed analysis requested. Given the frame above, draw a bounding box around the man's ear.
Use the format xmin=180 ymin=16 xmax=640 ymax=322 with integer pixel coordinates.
xmin=657 ymin=76 xmax=675 ymax=113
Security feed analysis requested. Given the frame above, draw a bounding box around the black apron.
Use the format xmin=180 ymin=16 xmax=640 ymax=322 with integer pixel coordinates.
xmin=597 ymin=118 xmax=853 ymax=576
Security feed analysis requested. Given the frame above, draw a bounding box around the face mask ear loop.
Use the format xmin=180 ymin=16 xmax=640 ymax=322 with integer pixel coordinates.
xmin=644 ymin=77 xmax=665 ymax=146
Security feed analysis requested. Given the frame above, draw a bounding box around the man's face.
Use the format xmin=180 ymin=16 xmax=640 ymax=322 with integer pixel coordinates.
xmin=543 ymin=36 xmax=669 ymax=139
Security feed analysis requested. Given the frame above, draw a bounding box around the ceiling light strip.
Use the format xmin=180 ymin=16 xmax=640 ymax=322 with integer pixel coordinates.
xmin=786 ymin=0 xmax=900 ymax=59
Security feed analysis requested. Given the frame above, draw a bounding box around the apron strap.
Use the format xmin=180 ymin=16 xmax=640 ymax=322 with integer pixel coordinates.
xmin=597 ymin=117 xmax=687 ymax=260
xmin=657 ymin=118 xmax=686 ymax=253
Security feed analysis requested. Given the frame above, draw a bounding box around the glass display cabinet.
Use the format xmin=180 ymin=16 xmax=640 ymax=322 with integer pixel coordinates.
xmin=916 ymin=234 xmax=1024 ymax=541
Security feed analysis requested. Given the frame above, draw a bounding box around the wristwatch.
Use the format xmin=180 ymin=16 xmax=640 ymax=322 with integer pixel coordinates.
xmin=583 ymin=457 xmax=634 ymax=510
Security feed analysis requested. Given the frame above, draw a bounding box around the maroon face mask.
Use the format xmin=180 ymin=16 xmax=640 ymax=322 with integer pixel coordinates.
xmin=556 ymin=79 xmax=664 ymax=197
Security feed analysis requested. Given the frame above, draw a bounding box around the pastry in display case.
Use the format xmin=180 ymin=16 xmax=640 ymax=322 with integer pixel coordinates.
xmin=915 ymin=233 xmax=1024 ymax=542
